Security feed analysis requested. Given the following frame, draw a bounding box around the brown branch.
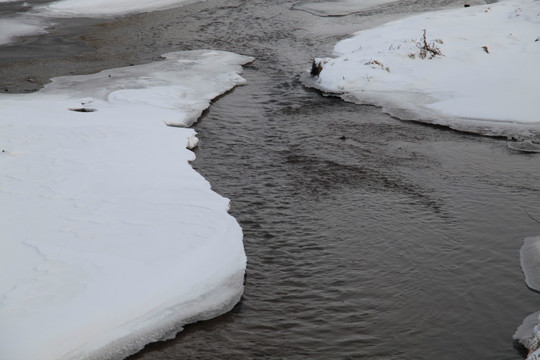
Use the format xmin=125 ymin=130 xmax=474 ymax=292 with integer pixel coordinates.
xmin=418 ymin=29 xmax=443 ymax=59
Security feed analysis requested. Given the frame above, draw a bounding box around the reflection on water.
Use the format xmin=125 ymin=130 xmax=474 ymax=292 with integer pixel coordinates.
xmin=292 ymin=0 xmax=400 ymax=17
xmin=1 ymin=0 xmax=539 ymax=358
xmin=179 ymin=66 xmax=540 ymax=360
xmin=123 ymin=2 xmax=539 ymax=358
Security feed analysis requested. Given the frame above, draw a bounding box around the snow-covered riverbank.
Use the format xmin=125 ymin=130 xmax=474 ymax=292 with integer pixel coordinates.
xmin=0 ymin=16 xmax=47 ymax=45
xmin=310 ymin=0 xmax=540 ymax=139
xmin=36 ymin=0 xmax=200 ymax=17
xmin=515 ymin=236 xmax=540 ymax=359
xmin=0 ymin=0 xmax=201 ymax=46
xmin=0 ymin=50 xmax=252 ymax=360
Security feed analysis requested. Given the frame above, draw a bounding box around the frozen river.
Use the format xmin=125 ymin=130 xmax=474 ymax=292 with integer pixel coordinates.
xmin=1 ymin=0 xmax=540 ymax=359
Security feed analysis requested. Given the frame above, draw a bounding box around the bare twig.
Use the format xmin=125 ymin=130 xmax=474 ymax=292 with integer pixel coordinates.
xmin=417 ymin=29 xmax=443 ymax=59
xmin=365 ymin=60 xmax=391 ymax=72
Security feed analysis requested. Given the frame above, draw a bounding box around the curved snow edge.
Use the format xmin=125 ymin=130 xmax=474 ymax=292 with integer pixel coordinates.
xmin=303 ymin=73 xmax=540 ymax=140
xmin=520 ymin=236 xmax=540 ymax=293
xmin=307 ymin=0 xmax=540 ymax=140
xmin=77 ymin=270 xmax=245 ymax=360
xmin=515 ymin=236 xmax=540 ymax=357
xmin=0 ymin=49 xmax=251 ymax=360
xmin=34 ymin=0 xmax=204 ymax=18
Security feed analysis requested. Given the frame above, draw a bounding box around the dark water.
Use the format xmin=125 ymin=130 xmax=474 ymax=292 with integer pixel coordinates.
xmin=2 ymin=1 xmax=540 ymax=359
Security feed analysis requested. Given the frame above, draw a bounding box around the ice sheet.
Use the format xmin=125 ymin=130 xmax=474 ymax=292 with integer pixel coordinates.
xmin=515 ymin=236 xmax=540 ymax=356
xmin=310 ymin=0 xmax=540 ymax=138
xmin=293 ymin=0 xmax=398 ymax=16
xmin=514 ymin=311 xmax=540 ymax=353
xmin=521 ymin=236 xmax=540 ymax=292
xmin=0 ymin=0 xmax=206 ymax=46
xmin=0 ymin=16 xmax=47 ymax=45
xmin=0 ymin=50 xmax=253 ymax=360
xmin=36 ymin=0 xmax=201 ymax=17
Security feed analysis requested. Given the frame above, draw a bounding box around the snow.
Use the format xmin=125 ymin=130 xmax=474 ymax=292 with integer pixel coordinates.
xmin=310 ymin=0 xmax=540 ymax=139
xmin=293 ymin=0 xmax=398 ymax=16
xmin=0 ymin=0 xmax=205 ymax=46
xmin=521 ymin=236 xmax=540 ymax=292
xmin=515 ymin=311 xmax=540 ymax=355
xmin=0 ymin=16 xmax=47 ymax=45
xmin=0 ymin=50 xmax=253 ymax=360
xmin=36 ymin=0 xmax=201 ymax=17
xmin=515 ymin=236 xmax=540 ymax=357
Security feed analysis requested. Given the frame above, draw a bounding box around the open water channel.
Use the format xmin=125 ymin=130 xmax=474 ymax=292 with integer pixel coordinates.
xmin=1 ymin=0 xmax=540 ymax=359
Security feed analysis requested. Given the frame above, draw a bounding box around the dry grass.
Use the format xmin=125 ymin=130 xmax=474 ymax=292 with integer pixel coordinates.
xmin=417 ymin=29 xmax=443 ymax=59
xmin=365 ymin=60 xmax=390 ymax=72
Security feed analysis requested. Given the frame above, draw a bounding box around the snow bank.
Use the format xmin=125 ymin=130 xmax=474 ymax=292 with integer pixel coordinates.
xmin=293 ymin=0 xmax=398 ymax=17
xmin=515 ymin=236 xmax=540 ymax=357
xmin=0 ymin=0 xmax=205 ymax=46
xmin=515 ymin=311 xmax=540 ymax=356
xmin=36 ymin=0 xmax=201 ymax=17
xmin=310 ymin=0 xmax=540 ymax=139
xmin=0 ymin=16 xmax=47 ymax=45
xmin=0 ymin=50 xmax=252 ymax=360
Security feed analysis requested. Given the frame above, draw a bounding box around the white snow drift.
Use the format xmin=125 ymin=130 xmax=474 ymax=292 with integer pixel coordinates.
xmin=310 ymin=0 xmax=540 ymax=138
xmin=36 ymin=0 xmax=201 ymax=18
xmin=515 ymin=236 xmax=540 ymax=358
xmin=0 ymin=0 xmax=203 ymax=46
xmin=0 ymin=50 xmax=252 ymax=360
xmin=0 ymin=16 xmax=48 ymax=45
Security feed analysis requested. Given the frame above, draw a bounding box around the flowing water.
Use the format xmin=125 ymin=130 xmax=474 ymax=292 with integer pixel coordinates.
xmin=1 ymin=1 xmax=540 ymax=359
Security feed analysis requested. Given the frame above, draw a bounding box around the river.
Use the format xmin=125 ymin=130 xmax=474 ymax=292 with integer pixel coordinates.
xmin=1 ymin=0 xmax=539 ymax=359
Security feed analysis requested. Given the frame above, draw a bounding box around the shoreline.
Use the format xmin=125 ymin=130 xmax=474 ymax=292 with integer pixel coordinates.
xmin=0 ymin=47 xmax=251 ymax=360
xmin=309 ymin=0 xmax=540 ymax=140
xmin=3 ymin=1 xmax=539 ymax=359
xmin=0 ymin=1 xmax=201 ymax=92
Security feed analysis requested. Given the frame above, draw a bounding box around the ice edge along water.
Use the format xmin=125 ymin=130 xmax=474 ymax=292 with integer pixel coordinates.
xmin=0 ymin=50 xmax=253 ymax=360
xmin=0 ymin=16 xmax=48 ymax=45
xmin=308 ymin=0 xmax=540 ymax=140
xmin=34 ymin=0 xmax=203 ymax=18
xmin=515 ymin=236 xmax=540 ymax=358
xmin=0 ymin=0 xmax=201 ymax=46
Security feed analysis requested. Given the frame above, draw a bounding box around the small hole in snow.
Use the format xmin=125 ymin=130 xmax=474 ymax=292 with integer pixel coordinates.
xmin=69 ymin=108 xmax=96 ymax=113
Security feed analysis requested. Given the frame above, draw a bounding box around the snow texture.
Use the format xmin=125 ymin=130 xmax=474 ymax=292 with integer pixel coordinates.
xmin=508 ymin=140 xmax=540 ymax=153
xmin=293 ymin=0 xmax=398 ymax=16
xmin=0 ymin=16 xmax=47 ymax=45
xmin=0 ymin=0 xmax=205 ymax=46
xmin=0 ymin=50 xmax=252 ymax=360
xmin=516 ymin=236 xmax=540 ymax=355
xmin=515 ymin=311 xmax=540 ymax=353
xmin=36 ymin=0 xmax=201 ymax=17
xmin=310 ymin=0 xmax=540 ymax=139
